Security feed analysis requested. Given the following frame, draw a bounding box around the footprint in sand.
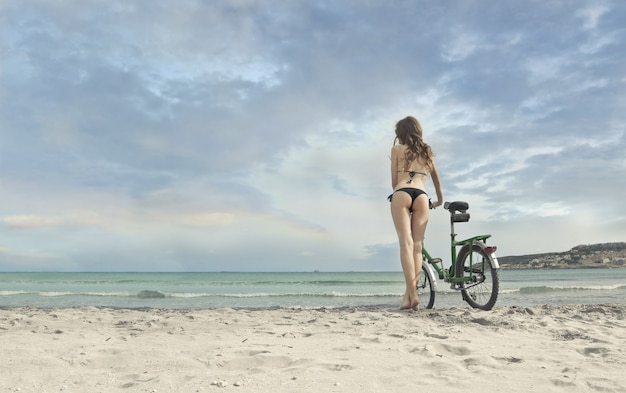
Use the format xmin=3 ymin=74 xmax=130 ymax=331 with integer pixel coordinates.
xmin=425 ymin=333 xmax=449 ymax=340
xmin=577 ymin=347 xmax=609 ymax=357
xmin=493 ymin=356 xmax=523 ymax=364
xmin=438 ymin=343 xmax=472 ymax=356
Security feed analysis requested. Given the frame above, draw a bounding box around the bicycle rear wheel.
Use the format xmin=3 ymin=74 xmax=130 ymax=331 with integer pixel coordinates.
xmin=417 ymin=265 xmax=436 ymax=309
xmin=455 ymin=244 xmax=499 ymax=310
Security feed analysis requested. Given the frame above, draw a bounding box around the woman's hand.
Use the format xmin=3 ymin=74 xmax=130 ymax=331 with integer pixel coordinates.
xmin=430 ymin=200 xmax=443 ymax=209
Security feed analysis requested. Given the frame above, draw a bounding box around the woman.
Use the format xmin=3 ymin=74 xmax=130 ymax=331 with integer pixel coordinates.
xmin=389 ymin=116 xmax=443 ymax=310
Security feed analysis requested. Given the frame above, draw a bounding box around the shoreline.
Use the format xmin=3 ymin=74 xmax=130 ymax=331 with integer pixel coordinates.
xmin=1 ymin=301 xmax=625 ymax=312
xmin=1 ymin=304 xmax=625 ymax=392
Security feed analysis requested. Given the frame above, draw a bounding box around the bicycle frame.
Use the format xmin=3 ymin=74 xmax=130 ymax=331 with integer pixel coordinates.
xmin=418 ymin=201 xmax=500 ymax=310
xmin=423 ymin=203 xmax=499 ymax=286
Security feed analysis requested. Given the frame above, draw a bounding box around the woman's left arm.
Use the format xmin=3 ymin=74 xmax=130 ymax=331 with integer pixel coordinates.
xmin=390 ymin=146 xmax=399 ymax=189
xmin=430 ymin=162 xmax=444 ymax=208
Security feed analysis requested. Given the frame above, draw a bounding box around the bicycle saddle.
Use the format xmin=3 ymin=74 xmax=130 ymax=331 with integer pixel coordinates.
xmin=444 ymin=201 xmax=469 ymax=212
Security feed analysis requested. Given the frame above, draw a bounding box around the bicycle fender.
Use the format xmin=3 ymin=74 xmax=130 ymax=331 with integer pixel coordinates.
xmin=423 ymin=263 xmax=438 ymax=291
xmin=460 ymin=241 xmax=500 ymax=270
xmin=490 ymin=251 xmax=500 ymax=269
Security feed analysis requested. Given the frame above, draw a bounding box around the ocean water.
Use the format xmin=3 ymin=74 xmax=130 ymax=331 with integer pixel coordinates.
xmin=1 ymin=269 xmax=625 ymax=310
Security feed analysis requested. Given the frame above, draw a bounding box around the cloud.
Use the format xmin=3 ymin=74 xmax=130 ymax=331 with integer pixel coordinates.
xmin=0 ymin=247 xmax=64 ymax=271
xmin=576 ymin=3 xmax=610 ymax=30
xmin=2 ymin=215 xmax=58 ymax=229
xmin=1 ymin=0 xmax=625 ymax=271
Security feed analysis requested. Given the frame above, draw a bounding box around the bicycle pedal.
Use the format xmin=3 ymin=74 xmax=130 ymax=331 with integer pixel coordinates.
xmin=428 ymin=258 xmax=442 ymax=265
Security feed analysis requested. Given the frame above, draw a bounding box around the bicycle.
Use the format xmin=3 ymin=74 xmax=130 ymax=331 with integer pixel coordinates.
xmin=417 ymin=201 xmax=500 ymax=310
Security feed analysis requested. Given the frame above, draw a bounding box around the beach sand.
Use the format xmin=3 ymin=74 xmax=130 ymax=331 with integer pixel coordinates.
xmin=1 ymin=304 xmax=625 ymax=393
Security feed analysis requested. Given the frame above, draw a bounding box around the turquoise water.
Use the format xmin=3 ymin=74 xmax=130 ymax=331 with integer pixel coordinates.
xmin=1 ymin=269 xmax=625 ymax=310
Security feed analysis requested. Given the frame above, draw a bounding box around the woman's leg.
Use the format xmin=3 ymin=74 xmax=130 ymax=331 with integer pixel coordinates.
xmin=410 ymin=194 xmax=430 ymax=301
xmin=390 ymin=192 xmax=419 ymax=309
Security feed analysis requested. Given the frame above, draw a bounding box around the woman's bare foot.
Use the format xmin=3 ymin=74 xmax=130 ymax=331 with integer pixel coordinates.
xmin=412 ymin=296 xmax=420 ymax=311
xmin=400 ymin=292 xmax=411 ymax=309
xmin=400 ymin=291 xmax=420 ymax=310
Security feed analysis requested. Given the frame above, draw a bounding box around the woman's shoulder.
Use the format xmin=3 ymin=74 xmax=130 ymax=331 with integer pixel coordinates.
xmin=391 ymin=144 xmax=407 ymax=152
xmin=391 ymin=144 xmax=406 ymax=159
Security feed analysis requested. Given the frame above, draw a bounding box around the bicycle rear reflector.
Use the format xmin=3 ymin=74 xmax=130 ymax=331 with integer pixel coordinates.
xmin=484 ymin=246 xmax=497 ymax=254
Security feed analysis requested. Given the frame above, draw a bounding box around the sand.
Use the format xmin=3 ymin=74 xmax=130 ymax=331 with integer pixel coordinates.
xmin=1 ymin=304 xmax=625 ymax=393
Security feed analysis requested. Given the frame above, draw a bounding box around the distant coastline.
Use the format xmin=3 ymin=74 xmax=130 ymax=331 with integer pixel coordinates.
xmin=498 ymin=242 xmax=626 ymax=270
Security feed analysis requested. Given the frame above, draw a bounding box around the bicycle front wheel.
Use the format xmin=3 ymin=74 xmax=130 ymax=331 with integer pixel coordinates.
xmin=455 ymin=244 xmax=499 ymax=310
xmin=417 ymin=265 xmax=436 ymax=309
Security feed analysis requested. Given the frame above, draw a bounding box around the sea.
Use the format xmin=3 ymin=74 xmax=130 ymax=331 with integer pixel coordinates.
xmin=1 ymin=269 xmax=625 ymax=310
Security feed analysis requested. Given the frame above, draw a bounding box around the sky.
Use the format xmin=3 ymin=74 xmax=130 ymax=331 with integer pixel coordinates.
xmin=0 ymin=0 xmax=625 ymax=272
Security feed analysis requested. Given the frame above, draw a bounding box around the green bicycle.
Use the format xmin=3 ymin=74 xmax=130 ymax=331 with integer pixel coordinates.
xmin=418 ymin=201 xmax=500 ymax=310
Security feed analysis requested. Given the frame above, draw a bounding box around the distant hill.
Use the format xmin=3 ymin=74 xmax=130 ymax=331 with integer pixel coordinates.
xmin=498 ymin=242 xmax=626 ymax=269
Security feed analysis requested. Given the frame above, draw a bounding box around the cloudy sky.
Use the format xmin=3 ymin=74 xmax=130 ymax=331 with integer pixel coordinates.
xmin=1 ymin=0 xmax=624 ymax=272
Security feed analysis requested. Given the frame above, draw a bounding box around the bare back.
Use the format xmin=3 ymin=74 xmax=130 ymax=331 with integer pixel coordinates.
xmin=391 ymin=144 xmax=431 ymax=191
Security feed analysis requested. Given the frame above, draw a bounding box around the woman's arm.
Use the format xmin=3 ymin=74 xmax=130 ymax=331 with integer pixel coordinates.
xmin=430 ymin=161 xmax=444 ymax=208
xmin=390 ymin=146 xmax=399 ymax=189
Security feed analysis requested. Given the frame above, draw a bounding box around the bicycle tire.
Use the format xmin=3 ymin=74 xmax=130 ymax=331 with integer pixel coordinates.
xmin=417 ymin=265 xmax=436 ymax=309
xmin=455 ymin=244 xmax=499 ymax=310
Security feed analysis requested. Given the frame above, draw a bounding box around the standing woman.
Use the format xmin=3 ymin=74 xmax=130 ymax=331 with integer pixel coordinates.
xmin=389 ymin=116 xmax=443 ymax=310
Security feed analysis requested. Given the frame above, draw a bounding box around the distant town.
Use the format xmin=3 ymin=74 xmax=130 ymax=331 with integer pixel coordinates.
xmin=498 ymin=242 xmax=626 ymax=269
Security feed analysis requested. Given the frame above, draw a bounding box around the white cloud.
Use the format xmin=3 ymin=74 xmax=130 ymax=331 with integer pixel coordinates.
xmin=524 ymin=56 xmax=570 ymax=84
xmin=1 ymin=0 xmax=625 ymax=271
xmin=576 ymin=4 xmax=609 ymax=30
xmin=2 ymin=215 xmax=57 ymax=229
xmin=441 ymin=29 xmax=482 ymax=62
xmin=578 ymin=32 xmax=617 ymax=55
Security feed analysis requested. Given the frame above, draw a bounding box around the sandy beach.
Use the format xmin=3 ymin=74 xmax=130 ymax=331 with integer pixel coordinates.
xmin=1 ymin=304 xmax=625 ymax=393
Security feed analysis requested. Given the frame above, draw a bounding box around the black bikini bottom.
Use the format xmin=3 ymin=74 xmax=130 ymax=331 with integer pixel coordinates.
xmin=388 ymin=188 xmax=428 ymax=212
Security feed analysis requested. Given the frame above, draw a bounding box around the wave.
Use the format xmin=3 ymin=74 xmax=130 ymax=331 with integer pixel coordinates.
xmin=0 ymin=290 xmax=403 ymax=299
xmin=175 ymin=280 xmax=402 ymax=287
xmin=512 ymin=284 xmax=626 ymax=294
xmin=0 ymin=273 xmax=403 ymax=287
xmin=137 ymin=290 xmax=166 ymax=299
xmin=182 ymin=292 xmax=402 ymax=299
xmin=3 ymin=284 xmax=624 ymax=301
xmin=0 ymin=290 xmax=136 ymax=297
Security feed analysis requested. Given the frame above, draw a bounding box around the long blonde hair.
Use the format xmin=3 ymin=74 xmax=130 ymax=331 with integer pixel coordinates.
xmin=393 ymin=116 xmax=434 ymax=170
